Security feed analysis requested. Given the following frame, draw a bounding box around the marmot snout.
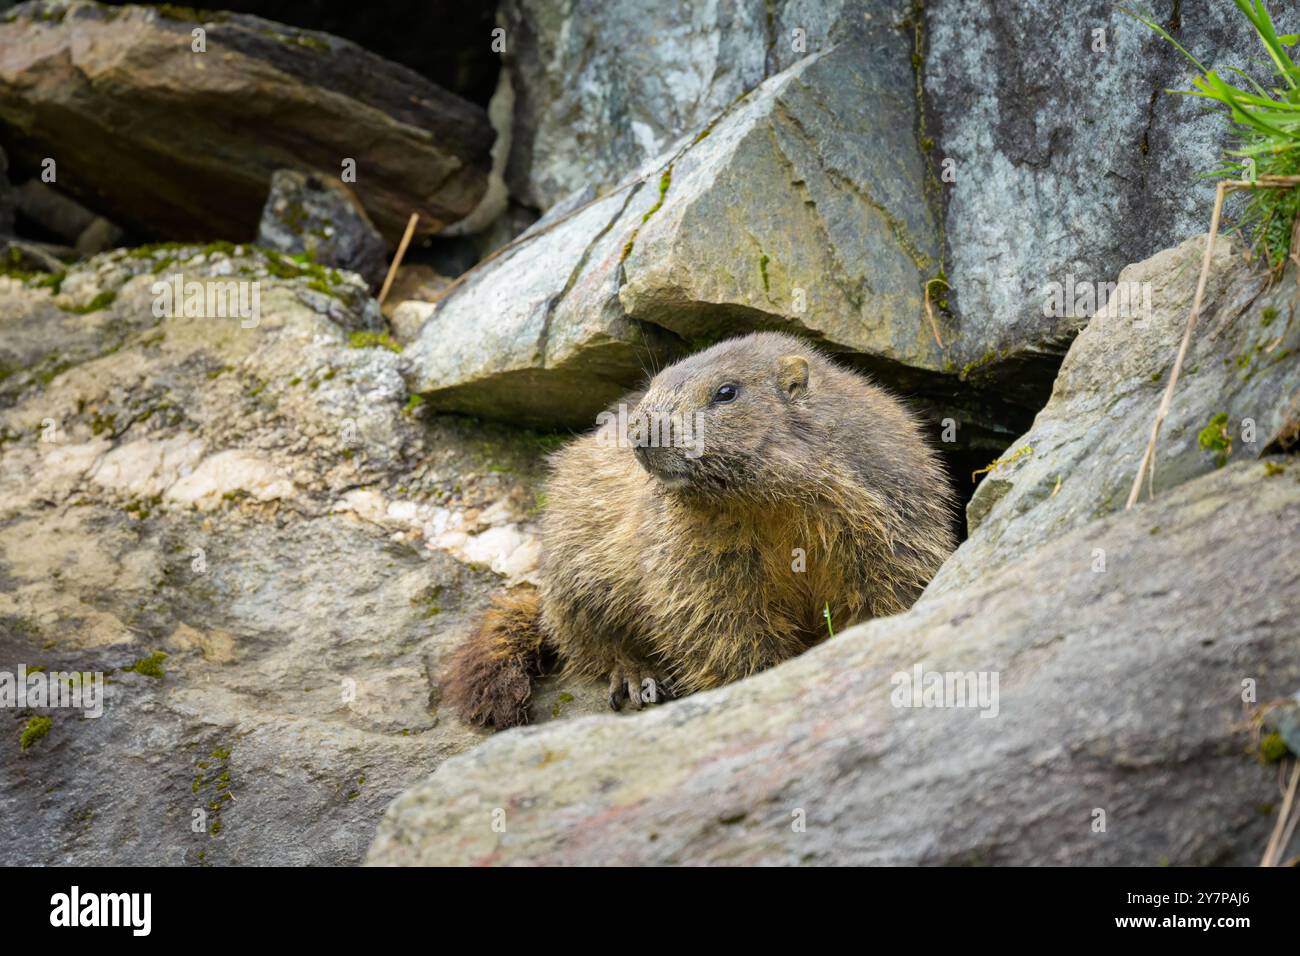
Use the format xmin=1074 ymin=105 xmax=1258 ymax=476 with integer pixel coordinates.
xmin=445 ymin=332 xmax=956 ymax=728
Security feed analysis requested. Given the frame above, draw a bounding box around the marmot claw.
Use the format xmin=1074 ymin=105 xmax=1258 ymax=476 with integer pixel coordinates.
xmin=607 ymin=667 xmax=661 ymax=712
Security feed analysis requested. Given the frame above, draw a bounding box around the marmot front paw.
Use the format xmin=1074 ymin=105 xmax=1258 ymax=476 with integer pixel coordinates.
xmin=607 ymin=664 xmax=663 ymax=712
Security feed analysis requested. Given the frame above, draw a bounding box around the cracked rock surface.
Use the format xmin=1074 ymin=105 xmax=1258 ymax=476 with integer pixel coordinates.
xmin=927 ymin=0 xmax=1261 ymax=374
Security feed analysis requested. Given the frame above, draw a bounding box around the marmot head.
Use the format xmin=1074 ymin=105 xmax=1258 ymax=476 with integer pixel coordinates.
xmin=624 ymin=332 xmax=823 ymax=500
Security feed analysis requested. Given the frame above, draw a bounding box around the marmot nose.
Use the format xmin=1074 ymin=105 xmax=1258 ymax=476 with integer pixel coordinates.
xmin=632 ymin=442 xmax=679 ymax=479
xmin=627 ymin=409 xmax=670 ymax=451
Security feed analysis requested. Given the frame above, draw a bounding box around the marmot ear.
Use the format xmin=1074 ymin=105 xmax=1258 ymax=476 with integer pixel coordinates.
xmin=777 ymin=355 xmax=810 ymax=399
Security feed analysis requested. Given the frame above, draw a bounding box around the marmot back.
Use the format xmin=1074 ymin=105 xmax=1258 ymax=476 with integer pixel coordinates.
xmin=445 ymin=331 xmax=955 ymax=728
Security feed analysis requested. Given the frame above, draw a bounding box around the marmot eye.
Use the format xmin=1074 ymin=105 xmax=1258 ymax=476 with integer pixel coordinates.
xmin=713 ymin=383 xmax=739 ymax=404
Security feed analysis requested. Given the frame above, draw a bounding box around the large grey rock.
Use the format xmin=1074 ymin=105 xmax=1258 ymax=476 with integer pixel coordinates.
xmin=0 ymin=1 xmax=493 ymax=245
xmin=927 ymin=234 xmax=1300 ymax=597
xmin=0 ymin=245 xmax=603 ymax=866
xmin=367 ymin=461 xmax=1300 ymax=866
xmin=501 ymin=0 xmax=896 ymax=211
xmin=486 ymin=0 xmax=1262 ymax=432
xmin=926 ymin=0 xmax=1260 ymax=375
xmin=405 ymin=38 xmax=943 ymax=427
xmin=257 ymin=170 xmax=388 ymax=289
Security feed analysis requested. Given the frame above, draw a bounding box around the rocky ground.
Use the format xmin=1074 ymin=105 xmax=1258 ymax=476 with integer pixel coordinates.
xmin=0 ymin=0 xmax=1297 ymax=866
xmin=369 ymin=460 xmax=1300 ymax=866
xmin=0 ymin=247 xmax=604 ymax=865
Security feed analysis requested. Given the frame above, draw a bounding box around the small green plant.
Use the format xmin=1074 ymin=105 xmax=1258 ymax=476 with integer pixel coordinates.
xmin=1197 ymin=411 xmax=1232 ymax=466
xmin=1129 ymin=1 xmax=1300 ymax=269
xmin=971 ymin=443 xmax=1033 ymax=483
xmin=20 ymin=716 xmax=52 ymax=751
xmin=823 ymin=603 xmax=835 ymax=639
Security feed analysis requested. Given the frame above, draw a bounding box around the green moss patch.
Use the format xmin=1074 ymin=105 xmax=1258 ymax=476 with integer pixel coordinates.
xmin=620 ymin=164 xmax=675 ymax=263
xmin=347 ymin=330 xmax=402 ymax=353
xmin=1260 ymin=732 xmax=1290 ymax=763
xmin=20 ymin=716 xmax=52 ymax=751
xmin=124 ymin=651 xmax=168 ymax=678
xmin=1197 ymin=412 xmax=1231 ymax=467
xmin=63 ymin=291 xmax=117 ymax=315
xmin=959 ymin=349 xmax=1001 ymax=382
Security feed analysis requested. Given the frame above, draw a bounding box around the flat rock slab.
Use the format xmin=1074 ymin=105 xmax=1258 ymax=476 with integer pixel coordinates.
xmin=404 ymin=37 xmax=942 ymax=428
xmin=0 ymin=0 xmax=493 ymax=244
xmin=367 ymin=462 xmax=1299 ymax=866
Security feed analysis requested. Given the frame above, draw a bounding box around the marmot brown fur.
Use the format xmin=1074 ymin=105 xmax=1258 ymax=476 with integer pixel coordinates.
xmin=444 ymin=331 xmax=955 ymax=728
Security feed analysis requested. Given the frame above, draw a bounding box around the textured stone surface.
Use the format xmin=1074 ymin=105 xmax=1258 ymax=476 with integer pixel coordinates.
xmin=501 ymin=0 xmax=898 ymax=211
xmin=401 ymin=177 xmax=689 ymax=428
xmin=925 ymin=0 xmax=1259 ymax=374
xmin=368 ymin=461 xmax=1300 ymax=866
xmin=0 ymin=247 xmax=603 ymax=866
xmin=383 ymin=265 xmax=451 ymax=341
xmin=0 ymin=0 xmax=493 ymax=245
xmin=256 ymin=170 xmax=388 ymax=288
xmin=927 ymin=234 xmax=1300 ymax=597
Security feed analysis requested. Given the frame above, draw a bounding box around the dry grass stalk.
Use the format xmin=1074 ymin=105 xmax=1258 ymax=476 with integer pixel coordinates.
xmin=378 ymin=212 xmax=420 ymax=305
xmin=1261 ymin=758 xmax=1300 ymax=867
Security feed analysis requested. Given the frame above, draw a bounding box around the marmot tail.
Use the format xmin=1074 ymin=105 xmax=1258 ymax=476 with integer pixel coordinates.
xmin=443 ymin=587 xmax=547 ymax=729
